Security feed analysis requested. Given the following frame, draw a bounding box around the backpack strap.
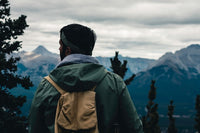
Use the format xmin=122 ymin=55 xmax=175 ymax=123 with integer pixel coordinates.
xmin=45 ymin=76 xmax=97 ymax=94
xmin=91 ymin=86 xmax=97 ymax=91
xmin=44 ymin=76 xmax=66 ymax=95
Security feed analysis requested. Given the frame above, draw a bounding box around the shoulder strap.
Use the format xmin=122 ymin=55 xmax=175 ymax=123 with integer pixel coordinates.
xmin=45 ymin=73 xmax=107 ymax=94
xmin=44 ymin=76 xmax=66 ymax=94
xmin=91 ymin=86 xmax=96 ymax=91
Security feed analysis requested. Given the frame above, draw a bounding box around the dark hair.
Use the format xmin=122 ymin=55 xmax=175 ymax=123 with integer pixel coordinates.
xmin=60 ymin=24 xmax=96 ymax=55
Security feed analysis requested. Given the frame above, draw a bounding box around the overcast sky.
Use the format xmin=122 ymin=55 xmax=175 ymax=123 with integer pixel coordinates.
xmin=9 ymin=0 xmax=200 ymax=59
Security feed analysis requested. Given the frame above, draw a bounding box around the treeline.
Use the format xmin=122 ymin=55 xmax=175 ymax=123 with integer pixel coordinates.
xmin=110 ymin=51 xmax=200 ymax=133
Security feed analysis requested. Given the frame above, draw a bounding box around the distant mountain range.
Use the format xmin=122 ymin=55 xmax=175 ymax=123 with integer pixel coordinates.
xmin=11 ymin=44 xmax=200 ymax=130
xmin=14 ymin=45 xmax=155 ymax=84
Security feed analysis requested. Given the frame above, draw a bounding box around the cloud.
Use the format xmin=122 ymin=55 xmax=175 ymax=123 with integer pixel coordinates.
xmin=11 ymin=0 xmax=200 ymax=25
xmin=9 ymin=0 xmax=200 ymax=59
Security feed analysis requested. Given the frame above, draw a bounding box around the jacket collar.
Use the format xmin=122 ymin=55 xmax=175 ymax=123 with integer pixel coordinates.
xmin=56 ymin=54 xmax=99 ymax=68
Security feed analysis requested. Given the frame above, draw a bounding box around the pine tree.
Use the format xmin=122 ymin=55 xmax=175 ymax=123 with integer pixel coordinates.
xmin=110 ymin=51 xmax=135 ymax=85
xmin=142 ymin=80 xmax=161 ymax=133
xmin=167 ymin=100 xmax=177 ymax=133
xmin=0 ymin=0 xmax=33 ymax=132
xmin=110 ymin=51 xmax=135 ymax=132
xmin=195 ymin=95 xmax=200 ymax=132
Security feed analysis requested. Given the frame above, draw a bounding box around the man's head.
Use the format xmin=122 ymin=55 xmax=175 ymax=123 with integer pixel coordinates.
xmin=59 ymin=24 xmax=96 ymax=60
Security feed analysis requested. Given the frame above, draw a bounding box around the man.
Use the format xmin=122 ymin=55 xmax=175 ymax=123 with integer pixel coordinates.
xmin=29 ymin=24 xmax=143 ymax=133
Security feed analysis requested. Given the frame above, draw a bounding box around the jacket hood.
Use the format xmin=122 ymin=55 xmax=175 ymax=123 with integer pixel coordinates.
xmin=49 ymin=63 xmax=107 ymax=92
xmin=56 ymin=54 xmax=99 ymax=68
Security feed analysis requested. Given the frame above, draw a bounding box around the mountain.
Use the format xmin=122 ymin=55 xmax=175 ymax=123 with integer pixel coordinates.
xmin=17 ymin=45 xmax=59 ymax=84
xmin=11 ymin=45 xmax=155 ymax=116
xmin=148 ymin=44 xmax=200 ymax=73
xmin=128 ymin=44 xmax=200 ymax=129
xmin=32 ymin=45 xmax=55 ymax=56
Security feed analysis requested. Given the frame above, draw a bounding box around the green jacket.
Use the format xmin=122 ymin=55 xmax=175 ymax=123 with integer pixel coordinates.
xmin=29 ymin=63 xmax=143 ymax=133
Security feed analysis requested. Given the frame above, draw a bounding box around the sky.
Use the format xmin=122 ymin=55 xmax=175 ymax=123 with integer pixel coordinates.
xmin=9 ymin=0 xmax=200 ymax=59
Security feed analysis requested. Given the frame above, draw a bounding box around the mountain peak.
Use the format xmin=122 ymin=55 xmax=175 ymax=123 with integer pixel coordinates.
xmin=32 ymin=45 xmax=52 ymax=55
xmin=187 ymin=44 xmax=200 ymax=49
xmin=175 ymin=44 xmax=200 ymax=56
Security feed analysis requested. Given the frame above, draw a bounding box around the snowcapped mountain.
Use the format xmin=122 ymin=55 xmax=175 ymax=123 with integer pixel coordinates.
xmin=16 ymin=46 xmax=59 ymax=85
xmin=19 ymin=46 xmax=58 ymax=68
xmin=32 ymin=45 xmax=56 ymax=56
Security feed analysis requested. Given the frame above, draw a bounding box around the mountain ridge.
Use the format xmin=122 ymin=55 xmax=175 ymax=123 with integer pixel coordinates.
xmin=148 ymin=44 xmax=200 ymax=73
xmin=18 ymin=45 xmax=155 ymax=74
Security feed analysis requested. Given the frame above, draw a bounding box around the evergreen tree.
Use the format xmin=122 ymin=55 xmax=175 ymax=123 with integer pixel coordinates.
xmin=110 ymin=51 xmax=135 ymax=85
xmin=0 ymin=0 xmax=33 ymax=132
xmin=167 ymin=100 xmax=177 ymax=133
xmin=142 ymin=80 xmax=161 ymax=133
xmin=110 ymin=51 xmax=135 ymax=132
xmin=195 ymin=95 xmax=200 ymax=132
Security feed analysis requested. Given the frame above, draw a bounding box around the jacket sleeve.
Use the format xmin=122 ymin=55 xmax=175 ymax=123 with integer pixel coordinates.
xmin=119 ymin=82 xmax=144 ymax=133
xmin=28 ymin=79 xmax=49 ymax=133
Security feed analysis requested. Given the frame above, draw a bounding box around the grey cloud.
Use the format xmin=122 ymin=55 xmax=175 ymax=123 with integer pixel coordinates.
xmin=41 ymin=31 xmax=58 ymax=36
xmin=11 ymin=0 xmax=200 ymax=26
xmin=9 ymin=0 xmax=200 ymax=59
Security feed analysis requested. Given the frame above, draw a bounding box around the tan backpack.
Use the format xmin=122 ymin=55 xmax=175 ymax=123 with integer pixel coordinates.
xmin=45 ymin=76 xmax=99 ymax=133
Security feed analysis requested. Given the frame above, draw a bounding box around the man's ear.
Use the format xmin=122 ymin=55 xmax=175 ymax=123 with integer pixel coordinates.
xmin=65 ymin=47 xmax=72 ymax=56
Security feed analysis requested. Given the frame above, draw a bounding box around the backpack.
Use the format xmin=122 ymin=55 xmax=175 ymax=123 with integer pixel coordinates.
xmin=44 ymin=76 xmax=99 ymax=133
